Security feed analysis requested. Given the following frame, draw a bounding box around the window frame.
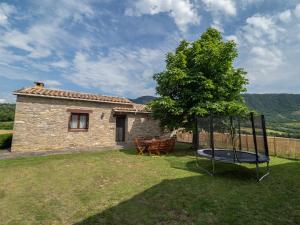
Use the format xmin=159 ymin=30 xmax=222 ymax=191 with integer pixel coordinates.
xmin=68 ymin=112 xmax=89 ymax=132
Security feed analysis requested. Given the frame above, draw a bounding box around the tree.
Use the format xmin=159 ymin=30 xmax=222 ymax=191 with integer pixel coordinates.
xmin=150 ymin=28 xmax=249 ymax=148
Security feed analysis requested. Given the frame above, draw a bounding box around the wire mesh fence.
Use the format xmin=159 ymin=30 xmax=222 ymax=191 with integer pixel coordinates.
xmin=177 ymin=130 xmax=300 ymax=159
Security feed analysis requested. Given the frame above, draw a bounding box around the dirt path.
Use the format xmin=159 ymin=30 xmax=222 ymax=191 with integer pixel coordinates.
xmin=0 ymin=130 xmax=12 ymax=134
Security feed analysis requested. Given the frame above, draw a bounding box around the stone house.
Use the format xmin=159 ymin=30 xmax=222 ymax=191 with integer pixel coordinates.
xmin=11 ymin=82 xmax=162 ymax=152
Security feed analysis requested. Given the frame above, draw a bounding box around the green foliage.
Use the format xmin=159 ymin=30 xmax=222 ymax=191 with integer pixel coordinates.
xmin=0 ymin=133 xmax=12 ymax=149
xmin=0 ymin=104 xmax=15 ymax=122
xmin=0 ymin=121 xmax=14 ymax=130
xmin=151 ymin=28 xmax=248 ymax=131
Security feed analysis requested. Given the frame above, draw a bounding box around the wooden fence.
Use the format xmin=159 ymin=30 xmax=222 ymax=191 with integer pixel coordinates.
xmin=176 ymin=131 xmax=300 ymax=159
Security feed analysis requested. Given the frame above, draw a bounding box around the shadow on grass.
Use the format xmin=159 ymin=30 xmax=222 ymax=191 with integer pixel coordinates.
xmin=74 ymin=160 xmax=300 ymax=225
xmin=121 ymin=143 xmax=268 ymax=181
xmin=167 ymin=158 xmax=266 ymax=181
xmin=119 ymin=142 xmax=194 ymax=157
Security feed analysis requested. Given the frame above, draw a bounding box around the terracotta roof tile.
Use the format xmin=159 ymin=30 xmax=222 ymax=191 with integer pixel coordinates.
xmin=113 ymin=104 xmax=151 ymax=113
xmin=13 ymin=87 xmax=132 ymax=104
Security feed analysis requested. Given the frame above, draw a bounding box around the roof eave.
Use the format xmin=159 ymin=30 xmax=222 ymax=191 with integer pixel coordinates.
xmin=13 ymin=92 xmax=133 ymax=105
xmin=113 ymin=109 xmax=152 ymax=114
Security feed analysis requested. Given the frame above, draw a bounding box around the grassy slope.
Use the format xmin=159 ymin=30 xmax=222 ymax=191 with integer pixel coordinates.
xmin=0 ymin=144 xmax=299 ymax=225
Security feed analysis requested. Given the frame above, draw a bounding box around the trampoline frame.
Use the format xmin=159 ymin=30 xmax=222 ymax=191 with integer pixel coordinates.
xmin=195 ymin=112 xmax=270 ymax=182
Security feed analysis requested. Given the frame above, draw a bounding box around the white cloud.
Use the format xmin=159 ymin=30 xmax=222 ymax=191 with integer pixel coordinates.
xmin=125 ymin=0 xmax=200 ymax=33
xmin=246 ymin=15 xmax=273 ymax=31
xmin=241 ymin=15 xmax=283 ymax=45
xmin=294 ymin=4 xmax=300 ymax=18
xmin=278 ymin=10 xmax=292 ymax=23
xmin=30 ymin=0 xmax=94 ymax=23
xmin=231 ymin=5 xmax=300 ymax=93
xmin=225 ymin=35 xmax=238 ymax=44
xmin=2 ymin=30 xmax=33 ymax=52
xmin=44 ymin=80 xmax=61 ymax=87
xmin=29 ymin=48 xmax=52 ymax=58
xmin=202 ymin=0 xmax=236 ymax=16
xmin=49 ymin=60 xmax=70 ymax=69
xmin=211 ymin=19 xmax=224 ymax=32
xmin=66 ymin=48 xmax=164 ymax=96
xmin=0 ymin=0 xmax=96 ymax=86
xmin=0 ymin=63 xmax=38 ymax=81
xmin=0 ymin=91 xmax=16 ymax=103
xmin=249 ymin=46 xmax=282 ymax=71
xmin=0 ymin=0 xmax=94 ymax=61
xmin=0 ymin=3 xmax=16 ymax=26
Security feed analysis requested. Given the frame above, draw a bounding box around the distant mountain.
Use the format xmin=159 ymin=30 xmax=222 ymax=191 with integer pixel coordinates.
xmin=131 ymin=94 xmax=300 ymax=122
xmin=243 ymin=94 xmax=300 ymax=122
xmin=130 ymin=96 xmax=157 ymax=104
xmin=131 ymin=93 xmax=300 ymax=137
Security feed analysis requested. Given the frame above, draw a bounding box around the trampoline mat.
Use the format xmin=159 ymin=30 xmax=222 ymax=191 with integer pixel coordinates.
xmin=197 ymin=149 xmax=269 ymax=163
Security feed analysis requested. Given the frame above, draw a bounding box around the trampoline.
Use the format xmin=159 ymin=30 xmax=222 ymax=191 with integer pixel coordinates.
xmin=197 ymin=149 xmax=269 ymax=163
xmin=195 ymin=112 xmax=270 ymax=182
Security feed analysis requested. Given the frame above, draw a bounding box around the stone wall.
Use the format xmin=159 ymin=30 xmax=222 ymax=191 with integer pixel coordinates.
xmin=11 ymin=96 xmax=162 ymax=152
xmin=126 ymin=113 xmax=162 ymax=143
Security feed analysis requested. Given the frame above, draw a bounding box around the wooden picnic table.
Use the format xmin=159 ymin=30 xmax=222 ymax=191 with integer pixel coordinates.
xmin=138 ymin=137 xmax=175 ymax=155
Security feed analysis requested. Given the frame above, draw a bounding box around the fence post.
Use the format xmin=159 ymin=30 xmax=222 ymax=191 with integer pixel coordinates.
xmin=273 ymin=136 xmax=277 ymax=157
xmin=288 ymin=137 xmax=291 ymax=158
xmin=246 ymin=134 xmax=249 ymax=151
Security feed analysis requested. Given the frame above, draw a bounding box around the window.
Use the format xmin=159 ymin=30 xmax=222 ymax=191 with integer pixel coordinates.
xmin=69 ymin=113 xmax=89 ymax=131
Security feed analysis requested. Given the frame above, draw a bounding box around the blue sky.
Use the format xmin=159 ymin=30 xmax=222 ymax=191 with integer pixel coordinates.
xmin=0 ymin=0 xmax=300 ymax=103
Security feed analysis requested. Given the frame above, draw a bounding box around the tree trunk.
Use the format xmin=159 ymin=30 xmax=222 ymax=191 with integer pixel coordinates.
xmin=192 ymin=130 xmax=198 ymax=150
xmin=192 ymin=115 xmax=199 ymax=150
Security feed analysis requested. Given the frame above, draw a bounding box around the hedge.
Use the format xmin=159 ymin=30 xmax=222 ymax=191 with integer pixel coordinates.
xmin=0 ymin=133 xmax=13 ymax=149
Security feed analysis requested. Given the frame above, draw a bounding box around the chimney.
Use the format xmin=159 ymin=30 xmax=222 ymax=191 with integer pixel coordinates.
xmin=34 ymin=81 xmax=45 ymax=88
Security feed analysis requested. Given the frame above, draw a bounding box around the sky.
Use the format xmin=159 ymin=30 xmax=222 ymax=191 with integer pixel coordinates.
xmin=0 ymin=0 xmax=300 ymax=103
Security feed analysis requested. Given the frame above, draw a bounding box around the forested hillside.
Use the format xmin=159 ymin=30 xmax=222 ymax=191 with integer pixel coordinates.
xmin=243 ymin=94 xmax=300 ymax=122
xmin=243 ymin=94 xmax=300 ymax=138
xmin=132 ymin=94 xmax=300 ymax=138
xmin=130 ymin=96 xmax=156 ymax=104
xmin=132 ymin=94 xmax=300 ymax=122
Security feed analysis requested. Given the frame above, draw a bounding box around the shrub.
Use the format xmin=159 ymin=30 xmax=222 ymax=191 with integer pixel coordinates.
xmin=0 ymin=133 xmax=13 ymax=149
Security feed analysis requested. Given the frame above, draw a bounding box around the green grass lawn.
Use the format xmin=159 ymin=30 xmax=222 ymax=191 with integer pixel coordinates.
xmin=0 ymin=144 xmax=299 ymax=225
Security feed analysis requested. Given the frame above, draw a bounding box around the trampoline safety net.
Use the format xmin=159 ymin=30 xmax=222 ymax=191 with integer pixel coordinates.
xmin=195 ymin=113 xmax=270 ymax=181
xmin=196 ymin=113 xmax=269 ymax=158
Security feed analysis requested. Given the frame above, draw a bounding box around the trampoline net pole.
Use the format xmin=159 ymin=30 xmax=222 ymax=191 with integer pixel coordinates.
xmin=210 ymin=114 xmax=215 ymax=158
xmin=250 ymin=112 xmax=259 ymax=163
xmin=261 ymin=115 xmax=269 ymax=158
xmin=238 ymin=117 xmax=242 ymax=151
xmin=195 ymin=116 xmax=199 ymax=151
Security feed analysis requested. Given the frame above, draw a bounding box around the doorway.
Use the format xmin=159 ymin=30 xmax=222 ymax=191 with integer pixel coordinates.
xmin=116 ymin=115 xmax=126 ymax=142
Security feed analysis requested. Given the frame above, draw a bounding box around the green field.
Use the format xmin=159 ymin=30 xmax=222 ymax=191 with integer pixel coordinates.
xmin=267 ymin=122 xmax=300 ymax=138
xmin=0 ymin=144 xmax=299 ymax=225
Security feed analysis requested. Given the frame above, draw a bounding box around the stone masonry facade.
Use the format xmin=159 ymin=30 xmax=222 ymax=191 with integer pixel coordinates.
xmin=11 ymin=95 xmax=162 ymax=152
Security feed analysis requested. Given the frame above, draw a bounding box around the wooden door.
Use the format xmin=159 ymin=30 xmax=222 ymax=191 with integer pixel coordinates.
xmin=116 ymin=116 xmax=126 ymax=142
